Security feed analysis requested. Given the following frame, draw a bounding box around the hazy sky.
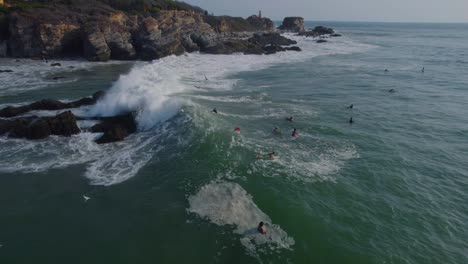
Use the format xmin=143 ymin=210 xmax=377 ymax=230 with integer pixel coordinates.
xmin=185 ymin=0 xmax=468 ymax=23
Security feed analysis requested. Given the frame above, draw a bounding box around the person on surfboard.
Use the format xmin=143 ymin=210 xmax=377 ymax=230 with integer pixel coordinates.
xmin=258 ymin=222 xmax=266 ymax=234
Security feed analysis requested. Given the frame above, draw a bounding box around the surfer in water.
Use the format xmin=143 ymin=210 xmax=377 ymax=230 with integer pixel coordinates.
xmin=267 ymin=151 xmax=276 ymax=160
xmin=384 ymin=69 xmax=389 ymax=72
xmin=212 ymin=108 xmax=218 ymax=114
xmin=272 ymin=127 xmax=282 ymax=135
xmin=292 ymin=128 xmax=299 ymax=138
xmin=422 ymin=67 xmax=425 ymax=73
xmin=204 ymin=74 xmax=208 ymax=81
xmin=349 ymin=117 xmax=354 ymax=124
xmin=347 ymin=104 xmax=354 ymax=109
xmin=258 ymin=222 xmax=266 ymax=234
xmin=286 ymin=116 xmax=294 ymax=122
xmin=256 ymin=151 xmax=277 ymax=160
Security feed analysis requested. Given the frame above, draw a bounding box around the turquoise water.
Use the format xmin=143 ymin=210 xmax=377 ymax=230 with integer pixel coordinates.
xmin=0 ymin=22 xmax=467 ymax=263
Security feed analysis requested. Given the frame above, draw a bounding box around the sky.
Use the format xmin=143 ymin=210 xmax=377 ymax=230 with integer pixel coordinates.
xmin=185 ymin=0 xmax=468 ymax=23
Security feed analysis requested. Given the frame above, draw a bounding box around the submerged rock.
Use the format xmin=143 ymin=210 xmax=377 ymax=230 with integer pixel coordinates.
xmin=285 ymin=46 xmax=302 ymax=51
xmin=0 ymin=90 xmax=105 ymax=118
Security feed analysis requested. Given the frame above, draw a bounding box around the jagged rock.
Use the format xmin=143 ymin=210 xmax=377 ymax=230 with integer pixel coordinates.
xmin=249 ymin=32 xmax=297 ymax=46
xmin=91 ymin=112 xmax=137 ymax=144
xmin=262 ymin=44 xmax=286 ymax=55
xmin=4 ymin=111 xmax=80 ymax=140
xmin=83 ymin=25 xmax=112 ymax=62
xmin=50 ymin=63 xmax=62 ymax=67
xmin=0 ymin=90 xmax=105 ymax=118
xmin=278 ymin=17 xmax=305 ymax=32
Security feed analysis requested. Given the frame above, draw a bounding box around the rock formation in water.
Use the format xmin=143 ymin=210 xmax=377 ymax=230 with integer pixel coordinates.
xmin=0 ymin=91 xmax=105 ymax=118
xmin=0 ymin=90 xmax=138 ymax=143
xmin=0 ymin=110 xmax=80 ymax=139
xmin=277 ymin=17 xmax=305 ymax=32
xmin=297 ymin=26 xmax=336 ymax=37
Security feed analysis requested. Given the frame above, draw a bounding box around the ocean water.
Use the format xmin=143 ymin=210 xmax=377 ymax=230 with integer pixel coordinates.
xmin=0 ymin=22 xmax=467 ymax=263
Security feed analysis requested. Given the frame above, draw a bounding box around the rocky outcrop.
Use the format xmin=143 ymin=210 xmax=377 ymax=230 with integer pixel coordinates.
xmin=1 ymin=1 xmax=301 ymax=60
xmin=278 ymin=17 xmax=305 ymax=32
xmin=201 ymin=32 xmax=300 ymax=55
xmin=0 ymin=111 xmax=80 ymax=140
xmin=0 ymin=0 xmax=292 ymax=61
xmin=0 ymin=90 xmax=137 ymax=143
xmin=249 ymin=32 xmax=297 ymax=46
xmin=297 ymin=26 xmax=336 ymax=38
xmin=90 ymin=112 xmax=137 ymax=144
xmin=0 ymin=90 xmax=105 ymax=118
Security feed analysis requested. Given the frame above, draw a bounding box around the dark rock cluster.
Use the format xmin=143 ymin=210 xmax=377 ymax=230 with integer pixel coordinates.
xmin=0 ymin=91 xmax=137 ymax=144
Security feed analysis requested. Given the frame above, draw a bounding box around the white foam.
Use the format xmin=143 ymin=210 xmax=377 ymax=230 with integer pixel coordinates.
xmin=0 ymin=58 xmax=129 ymax=96
xmin=188 ymin=181 xmax=295 ymax=253
xmin=0 ymin=34 xmax=372 ymax=185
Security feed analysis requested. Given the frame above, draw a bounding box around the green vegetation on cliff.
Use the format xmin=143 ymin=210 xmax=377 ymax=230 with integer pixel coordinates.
xmin=3 ymin=0 xmax=205 ymax=13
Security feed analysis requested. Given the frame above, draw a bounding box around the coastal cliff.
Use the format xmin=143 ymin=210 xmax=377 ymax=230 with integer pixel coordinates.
xmin=0 ymin=0 xmax=286 ymax=61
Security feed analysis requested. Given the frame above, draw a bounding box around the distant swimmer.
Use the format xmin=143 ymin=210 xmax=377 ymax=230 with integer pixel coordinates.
xmin=422 ymin=67 xmax=425 ymax=73
xmin=258 ymin=221 xmax=266 ymax=234
xmin=204 ymin=74 xmax=209 ymax=81
xmin=272 ymin=127 xmax=282 ymax=135
xmin=267 ymin=151 xmax=277 ymax=160
xmin=388 ymin=89 xmax=395 ymax=93
xmin=292 ymin=128 xmax=299 ymax=138
xmin=349 ymin=117 xmax=354 ymax=124
xmin=212 ymin=108 xmax=218 ymax=114
xmin=347 ymin=104 xmax=354 ymax=109
xmin=234 ymin=127 xmax=241 ymax=133
xmin=286 ymin=116 xmax=294 ymax=122
xmin=256 ymin=151 xmax=277 ymax=160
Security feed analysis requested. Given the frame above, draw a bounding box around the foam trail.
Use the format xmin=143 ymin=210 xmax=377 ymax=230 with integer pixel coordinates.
xmin=188 ymin=182 xmax=295 ymax=254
